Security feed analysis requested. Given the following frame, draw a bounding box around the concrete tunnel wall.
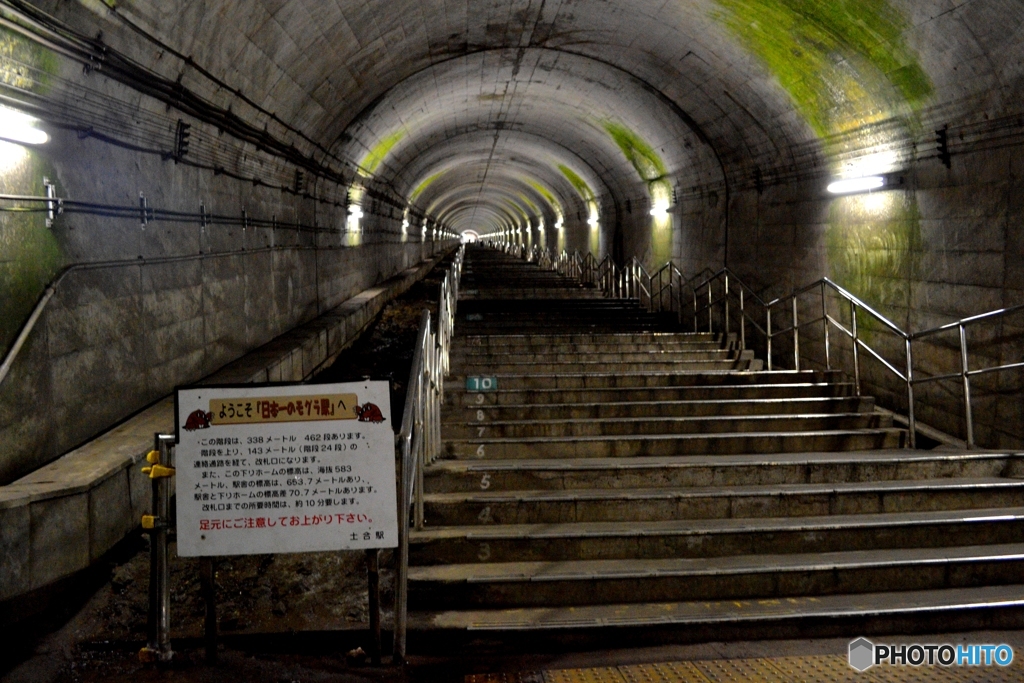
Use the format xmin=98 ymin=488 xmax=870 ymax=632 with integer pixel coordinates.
xmin=2 ymin=0 xmax=1024 ymax=494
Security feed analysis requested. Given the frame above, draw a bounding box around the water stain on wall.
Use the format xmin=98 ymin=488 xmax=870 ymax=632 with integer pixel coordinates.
xmin=826 ymin=192 xmax=922 ymax=336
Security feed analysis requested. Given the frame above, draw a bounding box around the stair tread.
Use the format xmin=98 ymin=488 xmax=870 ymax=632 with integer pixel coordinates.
xmin=409 ymin=542 xmax=1024 ymax=582
xmin=409 ymin=506 xmax=1024 ymax=542
xmin=428 ymin=449 xmax=1014 ymax=473
xmin=413 ymin=584 xmax=1024 ymax=630
xmin=454 ymin=397 xmax=865 ymax=410
xmin=423 ymin=476 xmax=1022 ymax=503
xmin=450 ymin=412 xmax=879 ymax=427
xmin=444 ymin=427 xmax=906 ymax=445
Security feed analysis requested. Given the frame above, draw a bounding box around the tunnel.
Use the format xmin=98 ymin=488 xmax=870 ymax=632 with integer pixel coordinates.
xmin=2 ymin=0 xmax=1024 ymax=678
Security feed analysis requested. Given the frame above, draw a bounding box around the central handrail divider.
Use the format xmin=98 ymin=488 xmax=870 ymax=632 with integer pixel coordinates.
xmin=393 ymin=244 xmax=464 ymax=662
xmin=491 ymin=238 xmax=1023 ymax=452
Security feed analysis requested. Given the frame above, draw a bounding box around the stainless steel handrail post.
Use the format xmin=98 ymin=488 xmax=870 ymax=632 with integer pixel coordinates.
xmin=851 ymin=300 xmax=861 ymax=395
xmin=724 ymin=273 xmax=730 ymax=336
xmin=739 ymin=289 xmax=745 ymax=349
xmin=792 ymin=297 xmax=800 ymax=371
xmin=822 ymin=282 xmax=831 ymax=370
xmin=767 ymin=308 xmax=773 ymax=370
xmin=707 ymin=283 xmax=713 ymax=333
xmin=960 ymin=324 xmax=975 ymax=448
xmin=906 ymin=338 xmax=916 ymax=449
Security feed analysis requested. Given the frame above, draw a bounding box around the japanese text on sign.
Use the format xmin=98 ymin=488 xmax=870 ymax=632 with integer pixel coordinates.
xmin=175 ymin=382 xmax=397 ymax=557
xmin=208 ymin=393 xmax=358 ymax=425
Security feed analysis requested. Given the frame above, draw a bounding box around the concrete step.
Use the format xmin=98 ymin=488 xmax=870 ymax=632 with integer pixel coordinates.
xmin=442 ymin=396 xmax=876 ymax=421
xmin=411 ymin=584 xmax=1024 ymax=635
xmin=449 ymin=357 xmax=759 ymax=375
xmin=452 ymin=350 xmax=740 ymax=365
xmin=420 ymin=475 xmax=1014 ymax=526
xmin=457 ymin=322 xmax=672 ymax=331
xmin=409 ymin=507 xmax=1024 ymax=565
xmin=451 ymin=368 xmax=866 ymax=394
xmin=408 ymin=543 xmax=1024 ymax=609
xmin=452 ymin=342 xmax=730 ymax=357
xmin=462 ymin=289 xmax=606 ymax=299
xmin=443 ymin=427 xmax=906 ymax=459
xmin=442 ymin=412 xmax=891 ymax=440
xmin=449 ymin=382 xmax=857 ymax=406
xmin=458 ymin=332 xmax=724 ymax=347
xmin=459 ymin=299 xmax=650 ymax=309
xmin=423 ymin=450 xmax=1019 ymax=493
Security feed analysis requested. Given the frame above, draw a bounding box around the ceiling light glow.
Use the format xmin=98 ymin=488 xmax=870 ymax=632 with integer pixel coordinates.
xmin=649 ymin=196 xmax=670 ymax=217
xmin=827 ymin=176 xmax=885 ymax=195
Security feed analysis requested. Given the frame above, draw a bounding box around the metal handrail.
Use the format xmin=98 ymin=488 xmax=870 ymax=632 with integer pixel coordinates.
xmin=685 ymin=267 xmax=1024 ymax=449
xmin=493 ymin=238 xmax=1023 ymax=450
xmin=393 ymin=245 xmax=464 ymax=662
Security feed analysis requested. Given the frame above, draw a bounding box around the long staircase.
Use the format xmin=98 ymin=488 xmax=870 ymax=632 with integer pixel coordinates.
xmin=407 ymin=245 xmax=1024 ymax=643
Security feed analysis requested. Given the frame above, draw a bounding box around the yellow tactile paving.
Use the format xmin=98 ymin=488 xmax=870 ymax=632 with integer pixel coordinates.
xmin=544 ymin=666 xmax=627 ymax=683
xmin=466 ymin=654 xmax=1024 ymax=683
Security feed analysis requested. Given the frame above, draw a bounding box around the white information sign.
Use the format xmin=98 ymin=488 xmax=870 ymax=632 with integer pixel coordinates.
xmin=174 ymin=381 xmax=397 ymax=557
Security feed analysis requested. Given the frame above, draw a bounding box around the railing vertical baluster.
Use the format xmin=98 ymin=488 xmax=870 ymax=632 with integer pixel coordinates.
xmin=724 ymin=273 xmax=730 ymax=336
xmin=822 ymin=282 xmax=831 ymax=370
xmin=792 ymin=296 xmax=800 ymax=371
xmin=767 ymin=307 xmax=773 ymax=371
xmin=693 ymin=288 xmax=698 ymax=332
xmin=851 ymin=300 xmax=861 ymax=396
xmin=739 ymin=289 xmax=745 ymax=350
xmin=960 ymin=324 xmax=975 ymax=448
xmin=707 ymin=283 xmax=713 ymax=333
xmin=906 ymin=338 xmax=916 ymax=449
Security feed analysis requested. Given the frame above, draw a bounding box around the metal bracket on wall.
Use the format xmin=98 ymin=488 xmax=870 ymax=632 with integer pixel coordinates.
xmin=139 ymin=192 xmax=149 ymax=229
xmin=43 ymin=177 xmax=62 ymax=228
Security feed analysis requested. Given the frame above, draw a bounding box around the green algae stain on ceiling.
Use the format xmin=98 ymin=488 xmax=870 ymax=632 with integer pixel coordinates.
xmin=525 ymin=178 xmax=561 ymax=209
xmin=359 ymin=129 xmax=406 ymax=176
xmin=410 ymin=171 xmax=443 ymax=202
xmin=603 ymin=121 xmax=668 ymax=182
xmin=712 ymin=0 xmax=932 ymax=137
xmin=558 ymin=164 xmax=595 ymax=202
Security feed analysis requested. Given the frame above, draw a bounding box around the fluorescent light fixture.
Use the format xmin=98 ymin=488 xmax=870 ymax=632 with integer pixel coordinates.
xmin=649 ymin=196 xmax=670 ymax=217
xmin=827 ymin=176 xmax=885 ymax=195
xmin=0 ymin=106 xmax=48 ymax=146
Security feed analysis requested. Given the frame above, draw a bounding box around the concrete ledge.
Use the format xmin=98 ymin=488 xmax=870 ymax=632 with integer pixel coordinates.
xmin=0 ymin=251 xmax=449 ymax=604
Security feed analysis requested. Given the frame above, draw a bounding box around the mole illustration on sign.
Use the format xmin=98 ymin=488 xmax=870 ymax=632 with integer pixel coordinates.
xmin=183 ymin=409 xmax=213 ymax=431
xmin=355 ymin=403 xmax=385 ymax=423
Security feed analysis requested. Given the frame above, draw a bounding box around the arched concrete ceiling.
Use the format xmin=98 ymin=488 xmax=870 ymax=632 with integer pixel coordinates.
xmin=333 ymin=48 xmax=718 ymax=234
xmin=102 ymin=0 xmax=1024 ymax=234
xmin=388 ymin=129 xmax=601 ymax=231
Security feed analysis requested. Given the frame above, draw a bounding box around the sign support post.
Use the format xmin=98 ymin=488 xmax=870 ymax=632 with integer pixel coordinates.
xmin=366 ymin=548 xmax=381 ymax=665
xmin=201 ymin=557 xmax=218 ymax=663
